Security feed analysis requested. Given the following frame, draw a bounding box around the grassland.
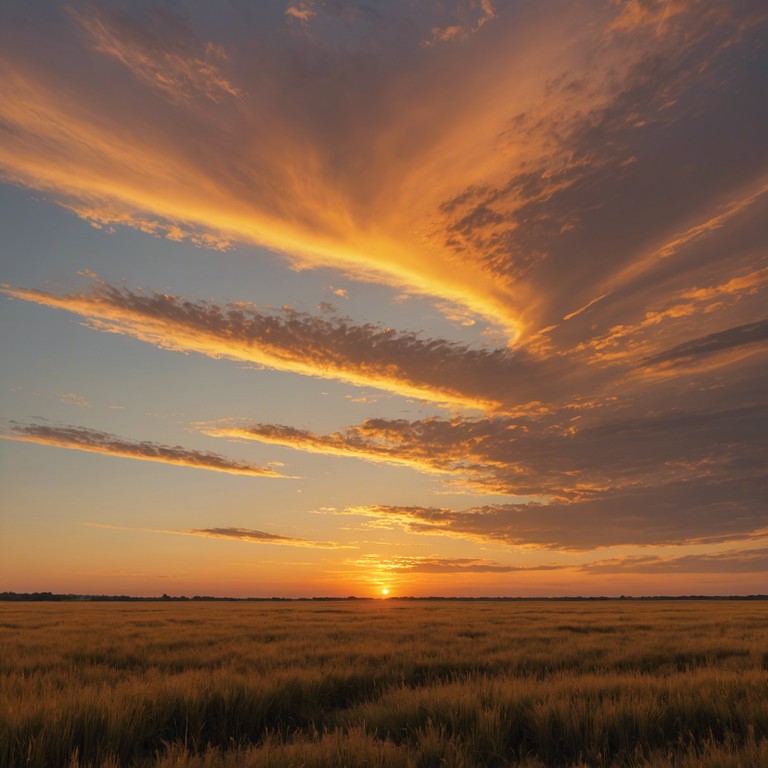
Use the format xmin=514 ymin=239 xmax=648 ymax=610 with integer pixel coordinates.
xmin=1 ymin=600 xmax=767 ymax=767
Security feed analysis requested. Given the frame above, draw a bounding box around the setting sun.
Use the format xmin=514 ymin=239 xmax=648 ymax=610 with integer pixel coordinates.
xmin=381 ymin=589 xmax=390 ymax=596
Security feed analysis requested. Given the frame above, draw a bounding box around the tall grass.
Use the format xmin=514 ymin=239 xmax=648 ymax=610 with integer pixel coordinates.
xmin=1 ymin=601 xmax=766 ymax=766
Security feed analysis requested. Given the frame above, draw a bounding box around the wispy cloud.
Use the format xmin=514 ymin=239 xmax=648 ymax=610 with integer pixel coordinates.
xmin=1 ymin=280 xmax=550 ymax=413
xmin=423 ymin=0 xmax=495 ymax=46
xmin=2 ymin=422 xmax=291 ymax=477
xmin=69 ymin=4 xmax=240 ymax=103
xmin=8 ymin=266 xmax=762 ymax=550
xmin=643 ymin=319 xmax=768 ymax=368
xmin=602 ymin=181 xmax=768 ymax=294
xmin=581 ymin=547 xmax=768 ymax=575
xmin=59 ymin=200 xmax=233 ymax=251
xmin=82 ymin=522 xmax=346 ymax=549
xmin=349 ymin=554 xmax=565 ymax=574
xmin=204 ymin=421 xmax=460 ymax=477
xmin=285 ymin=2 xmax=316 ymax=24
xmin=577 ymin=264 xmax=768 ymax=366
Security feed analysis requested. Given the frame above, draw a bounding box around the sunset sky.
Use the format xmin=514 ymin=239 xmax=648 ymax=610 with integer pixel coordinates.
xmin=1 ymin=0 xmax=766 ymax=598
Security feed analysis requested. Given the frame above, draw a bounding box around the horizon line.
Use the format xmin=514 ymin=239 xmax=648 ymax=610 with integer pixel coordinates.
xmin=2 ymin=591 xmax=767 ymax=603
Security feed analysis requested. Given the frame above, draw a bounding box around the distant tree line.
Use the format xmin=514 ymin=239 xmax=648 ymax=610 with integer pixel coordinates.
xmin=1 ymin=591 xmax=766 ymax=602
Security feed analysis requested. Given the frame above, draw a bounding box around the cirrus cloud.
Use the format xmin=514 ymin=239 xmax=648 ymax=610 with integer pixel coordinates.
xmin=2 ymin=1 xmax=764 ymax=337
xmin=2 ymin=422 xmax=292 ymax=478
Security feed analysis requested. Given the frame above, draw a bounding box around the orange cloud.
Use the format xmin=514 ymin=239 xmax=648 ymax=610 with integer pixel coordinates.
xmin=0 ymin=5 xmax=527 ymax=335
xmin=2 ymin=422 xmax=291 ymax=478
xmin=562 ymin=294 xmax=609 ymax=322
xmin=61 ymin=200 xmax=232 ymax=251
xmin=424 ymin=0 xmax=495 ymax=46
xmin=578 ymin=266 xmax=768 ymax=365
xmin=352 ymin=545 xmax=768 ymax=575
xmin=285 ymin=3 xmax=316 ymax=23
xmin=70 ymin=5 xmax=241 ymax=103
xmin=348 ymin=554 xmax=566 ymax=574
xmin=1 ymin=281 xmax=555 ymax=413
xmin=204 ymin=422 xmax=459 ymax=478
xmin=10 ymin=272 xmax=762 ymax=422
xmin=603 ymin=180 xmax=768 ymax=294
xmin=607 ymin=0 xmax=698 ymax=35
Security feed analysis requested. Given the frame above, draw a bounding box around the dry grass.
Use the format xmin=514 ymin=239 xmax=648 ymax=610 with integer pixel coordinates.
xmin=1 ymin=600 xmax=767 ymax=767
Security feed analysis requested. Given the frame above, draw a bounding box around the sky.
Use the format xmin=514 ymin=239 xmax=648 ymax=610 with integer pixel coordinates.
xmin=1 ymin=0 xmax=766 ymax=598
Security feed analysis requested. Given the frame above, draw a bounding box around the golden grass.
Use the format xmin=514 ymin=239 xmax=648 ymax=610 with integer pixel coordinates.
xmin=1 ymin=600 xmax=767 ymax=767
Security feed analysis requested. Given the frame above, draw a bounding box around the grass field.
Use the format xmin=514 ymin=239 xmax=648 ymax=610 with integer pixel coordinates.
xmin=1 ymin=600 xmax=767 ymax=767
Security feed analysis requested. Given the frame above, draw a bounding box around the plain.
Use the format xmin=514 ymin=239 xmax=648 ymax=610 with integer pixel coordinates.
xmin=1 ymin=600 xmax=767 ymax=767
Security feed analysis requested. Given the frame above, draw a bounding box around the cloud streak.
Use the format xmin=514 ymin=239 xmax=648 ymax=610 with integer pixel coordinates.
xmin=2 ymin=423 xmax=290 ymax=478
xmin=350 ymin=554 xmax=565 ymax=574
xmin=581 ymin=547 xmax=768 ymax=575
xmin=344 ymin=477 xmax=768 ymax=550
xmin=643 ymin=318 xmax=768 ymax=368
xmin=82 ymin=522 xmax=344 ymax=549
xmin=183 ymin=526 xmax=345 ymax=549
xmin=1 ymin=281 xmax=555 ymax=413
xmin=69 ymin=5 xmax=241 ymax=103
xmin=209 ymin=402 xmax=768 ymax=500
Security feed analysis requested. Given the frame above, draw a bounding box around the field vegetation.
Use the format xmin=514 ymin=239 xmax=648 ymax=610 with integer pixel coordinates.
xmin=1 ymin=600 xmax=767 ymax=767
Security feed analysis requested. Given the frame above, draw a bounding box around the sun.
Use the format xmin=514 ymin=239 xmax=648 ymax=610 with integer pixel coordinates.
xmin=381 ymin=588 xmax=390 ymax=596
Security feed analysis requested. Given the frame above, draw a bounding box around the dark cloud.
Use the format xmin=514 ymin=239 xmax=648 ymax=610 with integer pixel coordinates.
xmin=223 ymin=402 xmax=768 ymax=499
xmin=581 ymin=547 xmax=768 ymax=575
xmin=348 ymin=475 xmax=768 ymax=550
xmin=85 ymin=522 xmax=346 ymax=549
xmin=186 ymin=527 xmax=343 ymax=548
xmin=1 ymin=422 xmax=289 ymax=477
xmin=644 ymin=318 xmax=768 ymax=367
xmin=190 ymin=527 xmax=300 ymax=542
